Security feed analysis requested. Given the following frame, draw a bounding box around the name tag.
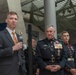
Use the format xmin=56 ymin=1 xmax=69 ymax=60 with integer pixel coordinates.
xmin=67 ymin=58 xmax=74 ymax=61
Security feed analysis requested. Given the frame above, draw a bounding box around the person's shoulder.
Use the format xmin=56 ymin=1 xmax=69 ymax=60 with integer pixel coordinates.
xmin=37 ymin=39 xmax=46 ymax=46
xmin=54 ymin=38 xmax=64 ymax=47
xmin=56 ymin=38 xmax=63 ymax=44
xmin=72 ymin=44 xmax=76 ymax=52
xmin=0 ymin=31 xmax=3 ymax=34
xmin=37 ymin=39 xmax=46 ymax=43
xmin=72 ymin=43 xmax=76 ymax=46
xmin=72 ymin=43 xmax=76 ymax=49
xmin=0 ymin=29 xmax=6 ymax=35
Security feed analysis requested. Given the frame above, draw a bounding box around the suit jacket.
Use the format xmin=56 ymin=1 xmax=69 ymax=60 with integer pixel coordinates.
xmin=0 ymin=29 xmax=27 ymax=75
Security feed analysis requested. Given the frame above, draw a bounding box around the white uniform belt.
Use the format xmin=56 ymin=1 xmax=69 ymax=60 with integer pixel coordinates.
xmin=67 ymin=58 xmax=74 ymax=61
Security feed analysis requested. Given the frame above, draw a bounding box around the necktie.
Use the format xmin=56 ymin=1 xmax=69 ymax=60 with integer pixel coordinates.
xmin=12 ymin=31 xmax=18 ymax=44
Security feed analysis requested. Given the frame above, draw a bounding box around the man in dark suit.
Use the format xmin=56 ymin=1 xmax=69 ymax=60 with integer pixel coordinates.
xmin=61 ymin=31 xmax=76 ymax=75
xmin=36 ymin=25 xmax=67 ymax=75
xmin=0 ymin=11 xmax=27 ymax=75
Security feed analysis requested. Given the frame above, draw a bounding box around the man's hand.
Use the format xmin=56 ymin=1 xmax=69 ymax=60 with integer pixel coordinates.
xmin=12 ymin=42 xmax=22 ymax=51
xmin=45 ymin=65 xmax=61 ymax=72
xmin=45 ymin=65 xmax=52 ymax=71
xmin=50 ymin=65 xmax=61 ymax=72
xmin=70 ymin=69 xmax=76 ymax=75
xmin=35 ymin=69 xmax=39 ymax=75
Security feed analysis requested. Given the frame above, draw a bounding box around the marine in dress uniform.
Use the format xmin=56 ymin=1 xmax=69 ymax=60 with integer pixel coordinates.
xmin=61 ymin=31 xmax=76 ymax=75
xmin=36 ymin=26 xmax=67 ymax=75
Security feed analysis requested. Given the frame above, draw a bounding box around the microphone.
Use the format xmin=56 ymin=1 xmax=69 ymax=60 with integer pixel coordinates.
xmin=19 ymin=31 xmax=26 ymax=50
xmin=19 ymin=31 xmax=23 ymax=42
xmin=19 ymin=35 xmax=23 ymax=42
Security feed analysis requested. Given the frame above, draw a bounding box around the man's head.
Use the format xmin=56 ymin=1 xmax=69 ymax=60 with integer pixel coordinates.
xmin=27 ymin=37 xmax=36 ymax=48
xmin=61 ymin=31 xmax=70 ymax=44
xmin=5 ymin=11 xmax=18 ymax=30
xmin=45 ymin=25 xmax=55 ymax=40
xmin=32 ymin=37 xmax=36 ymax=48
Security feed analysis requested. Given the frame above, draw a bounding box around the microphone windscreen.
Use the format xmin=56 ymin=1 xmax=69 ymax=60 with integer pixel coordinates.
xmin=19 ymin=35 xmax=23 ymax=42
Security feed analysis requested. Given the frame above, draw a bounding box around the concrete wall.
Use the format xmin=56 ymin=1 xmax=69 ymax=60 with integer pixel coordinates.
xmin=0 ymin=0 xmax=8 ymax=23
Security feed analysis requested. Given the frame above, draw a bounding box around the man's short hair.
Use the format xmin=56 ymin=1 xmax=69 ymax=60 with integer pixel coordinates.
xmin=27 ymin=37 xmax=36 ymax=43
xmin=7 ymin=11 xmax=18 ymax=18
xmin=45 ymin=25 xmax=55 ymax=31
xmin=61 ymin=31 xmax=69 ymax=36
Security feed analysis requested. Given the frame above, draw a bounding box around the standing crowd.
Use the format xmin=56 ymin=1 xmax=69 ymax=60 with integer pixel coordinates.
xmin=0 ymin=11 xmax=76 ymax=75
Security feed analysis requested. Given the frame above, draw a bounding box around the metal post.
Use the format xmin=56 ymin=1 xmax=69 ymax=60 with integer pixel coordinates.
xmin=44 ymin=0 xmax=57 ymax=38
xmin=28 ymin=24 xmax=33 ymax=75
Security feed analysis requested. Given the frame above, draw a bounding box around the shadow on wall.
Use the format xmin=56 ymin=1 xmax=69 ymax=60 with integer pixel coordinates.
xmin=0 ymin=22 xmax=6 ymax=31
